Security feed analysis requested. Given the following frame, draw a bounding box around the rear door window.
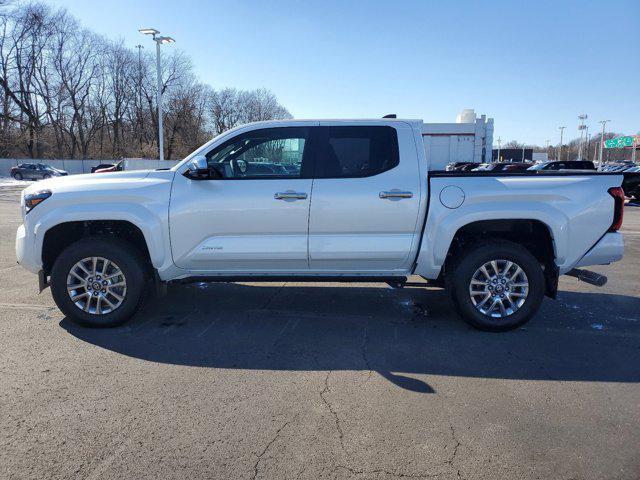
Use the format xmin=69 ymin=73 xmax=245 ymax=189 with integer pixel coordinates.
xmin=314 ymin=126 xmax=399 ymax=178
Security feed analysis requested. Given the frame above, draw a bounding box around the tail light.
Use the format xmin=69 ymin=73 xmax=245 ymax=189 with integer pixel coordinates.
xmin=607 ymin=187 xmax=625 ymax=232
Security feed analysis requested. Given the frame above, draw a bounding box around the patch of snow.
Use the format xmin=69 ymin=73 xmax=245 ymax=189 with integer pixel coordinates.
xmin=0 ymin=176 xmax=30 ymax=187
xmin=590 ymin=323 xmax=604 ymax=330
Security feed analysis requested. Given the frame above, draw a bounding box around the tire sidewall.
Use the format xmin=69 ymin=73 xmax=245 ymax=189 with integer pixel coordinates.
xmin=451 ymin=242 xmax=545 ymax=332
xmin=14 ymin=173 xmax=22 ymax=180
xmin=50 ymin=238 xmax=146 ymax=327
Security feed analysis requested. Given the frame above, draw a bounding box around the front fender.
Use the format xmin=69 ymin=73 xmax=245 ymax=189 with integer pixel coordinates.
xmin=33 ymin=203 xmax=168 ymax=269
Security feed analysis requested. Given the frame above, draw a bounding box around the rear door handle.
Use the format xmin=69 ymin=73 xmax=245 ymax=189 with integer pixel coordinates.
xmin=274 ymin=191 xmax=308 ymax=200
xmin=379 ymin=190 xmax=413 ymax=199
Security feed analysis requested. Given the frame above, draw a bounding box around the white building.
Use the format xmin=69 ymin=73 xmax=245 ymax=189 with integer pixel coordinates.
xmin=422 ymin=109 xmax=494 ymax=170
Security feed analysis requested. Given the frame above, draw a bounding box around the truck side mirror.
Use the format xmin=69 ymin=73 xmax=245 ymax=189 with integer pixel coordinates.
xmin=184 ymin=155 xmax=210 ymax=180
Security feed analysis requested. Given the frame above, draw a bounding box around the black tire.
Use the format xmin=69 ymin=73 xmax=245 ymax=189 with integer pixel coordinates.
xmin=13 ymin=172 xmax=22 ymax=180
xmin=448 ymin=241 xmax=545 ymax=332
xmin=50 ymin=237 xmax=147 ymax=327
xmin=43 ymin=174 xmax=51 ymax=179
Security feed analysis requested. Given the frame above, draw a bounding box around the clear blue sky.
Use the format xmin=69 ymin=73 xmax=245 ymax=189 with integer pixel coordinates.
xmin=50 ymin=0 xmax=638 ymax=145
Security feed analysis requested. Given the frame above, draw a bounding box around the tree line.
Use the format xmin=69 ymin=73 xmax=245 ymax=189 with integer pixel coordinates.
xmin=0 ymin=1 xmax=291 ymax=160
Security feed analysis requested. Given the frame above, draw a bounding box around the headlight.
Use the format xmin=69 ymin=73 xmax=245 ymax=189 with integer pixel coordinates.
xmin=24 ymin=190 xmax=52 ymax=213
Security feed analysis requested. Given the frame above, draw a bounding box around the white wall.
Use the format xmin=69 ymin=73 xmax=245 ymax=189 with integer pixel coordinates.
xmin=422 ymin=115 xmax=494 ymax=170
xmin=0 ymin=158 xmax=180 ymax=177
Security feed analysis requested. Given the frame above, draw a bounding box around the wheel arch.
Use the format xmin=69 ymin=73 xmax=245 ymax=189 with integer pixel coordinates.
xmin=442 ymin=219 xmax=558 ymax=298
xmin=35 ymin=203 xmax=168 ymax=276
xmin=42 ymin=220 xmax=155 ymax=277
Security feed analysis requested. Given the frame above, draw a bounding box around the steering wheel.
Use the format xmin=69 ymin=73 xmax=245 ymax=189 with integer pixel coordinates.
xmin=230 ymin=158 xmax=247 ymax=176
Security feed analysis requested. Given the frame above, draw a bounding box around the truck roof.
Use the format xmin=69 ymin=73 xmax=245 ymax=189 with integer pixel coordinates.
xmin=241 ymin=118 xmax=422 ymax=125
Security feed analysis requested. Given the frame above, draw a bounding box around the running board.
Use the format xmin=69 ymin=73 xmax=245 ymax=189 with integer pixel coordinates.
xmin=565 ymin=268 xmax=607 ymax=287
xmin=171 ymin=275 xmax=408 ymax=285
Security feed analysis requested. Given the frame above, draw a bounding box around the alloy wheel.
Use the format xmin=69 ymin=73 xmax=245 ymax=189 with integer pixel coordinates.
xmin=468 ymin=259 xmax=529 ymax=318
xmin=66 ymin=256 xmax=127 ymax=315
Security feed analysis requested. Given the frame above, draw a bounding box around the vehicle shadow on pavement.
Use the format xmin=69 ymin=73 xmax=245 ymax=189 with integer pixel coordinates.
xmin=60 ymin=283 xmax=640 ymax=393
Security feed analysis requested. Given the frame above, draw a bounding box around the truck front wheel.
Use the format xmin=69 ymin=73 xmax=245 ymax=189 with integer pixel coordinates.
xmin=50 ymin=237 xmax=147 ymax=327
xmin=448 ymin=241 xmax=545 ymax=332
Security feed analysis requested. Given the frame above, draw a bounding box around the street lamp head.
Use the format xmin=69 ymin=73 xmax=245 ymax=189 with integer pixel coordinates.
xmin=157 ymin=36 xmax=175 ymax=44
xmin=139 ymin=28 xmax=159 ymax=35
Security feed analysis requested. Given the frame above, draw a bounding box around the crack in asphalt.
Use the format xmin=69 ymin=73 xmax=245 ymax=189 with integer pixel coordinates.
xmin=361 ymin=321 xmax=373 ymax=382
xmin=319 ymin=370 xmax=346 ymax=453
xmin=252 ymin=414 xmax=298 ymax=480
xmin=335 ymin=464 xmax=445 ymax=479
xmin=444 ymin=422 xmax=463 ymax=479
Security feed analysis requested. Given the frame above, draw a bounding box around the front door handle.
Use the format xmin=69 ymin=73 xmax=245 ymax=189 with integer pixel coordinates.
xmin=274 ymin=191 xmax=308 ymax=200
xmin=379 ymin=190 xmax=413 ymax=199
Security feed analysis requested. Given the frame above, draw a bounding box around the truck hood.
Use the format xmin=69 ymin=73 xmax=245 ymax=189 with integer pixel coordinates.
xmin=23 ymin=170 xmax=155 ymax=196
xmin=20 ymin=169 xmax=176 ymax=222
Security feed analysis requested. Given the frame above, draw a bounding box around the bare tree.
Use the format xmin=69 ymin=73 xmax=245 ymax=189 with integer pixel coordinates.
xmin=0 ymin=1 xmax=293 ymax=160
xmin=208 ymin=87 xmax=291 ymax=135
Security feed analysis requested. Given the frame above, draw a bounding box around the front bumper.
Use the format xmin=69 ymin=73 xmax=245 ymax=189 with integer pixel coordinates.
xmin=15 ymin=224 xmax=41 ymax=274
xmin=573 ymin=232 xmax=624 ymax=269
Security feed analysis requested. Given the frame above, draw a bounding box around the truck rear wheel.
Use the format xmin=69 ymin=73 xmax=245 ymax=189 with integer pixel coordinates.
xmin=448 ymin=241 xmax=545 ymax=332
xmin=50 ymin=237 xmax=146 ymax=327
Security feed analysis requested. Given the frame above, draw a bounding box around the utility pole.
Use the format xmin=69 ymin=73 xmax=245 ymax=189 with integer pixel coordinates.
xmin=546 ymin=140 xmax=550 ymax=160
xmin=496 ymin=137 xmax=502 ymax=163
xmin=521 ymin=145 xmax=525 ymax=163
xmin=558 ymin=126 xmax=565 ymax=161
xmin=577 ymin=114 xmax=588 ymax=160
xmin=597 ymin=120 xmax=610 ymax=167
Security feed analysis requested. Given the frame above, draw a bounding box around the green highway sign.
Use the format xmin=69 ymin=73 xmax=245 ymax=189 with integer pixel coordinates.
xmin=604 ymin=136 xmax=637 ymax=148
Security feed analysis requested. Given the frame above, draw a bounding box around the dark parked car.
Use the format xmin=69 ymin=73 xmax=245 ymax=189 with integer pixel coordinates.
xmin=599 ymin=162 xmax=635 ymax=173
xmin=94 ymin=160 xmax=124 ymax=173
xmin=445 ymin=161 xmax=476 ymax=171
xmin=471 ymin=162 xmax=532 ymax=172
xmin=622 ymin=168 xmax=640 ymax=200
xmin=10 ymin=163 xmax=68 ymax=180
xmin=458 ymin=163 xmax=481 ymax=171
xmin=528 ymin=160 xmax=596 ymax=171
xmin=501 ymin=162 xmax=532 ymax=172
xmin=91 ymin=163 xmax=115 ymax=173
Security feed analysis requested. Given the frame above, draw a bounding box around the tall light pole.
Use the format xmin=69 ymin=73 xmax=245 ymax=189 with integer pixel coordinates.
xmin=135 ymin=45 xmax=144 ymax=145
xmin=577 ymin=113 xmax=588 ymax=160
xmin=139 ymin=28 xmax=175 ymax=161
xmin=496 ymin=136 xmax=501 ymax=163
xmin=597 ymin=120 xmax=610 ymax=167
xmin=558 ymin=126 xmax=565 ymax=161
xmin=545 ymin=139 xmax=550 ymax=160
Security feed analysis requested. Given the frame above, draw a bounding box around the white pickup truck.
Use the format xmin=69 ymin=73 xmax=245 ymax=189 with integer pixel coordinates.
xmin=16 ymin=119 xmax=625 ymax=331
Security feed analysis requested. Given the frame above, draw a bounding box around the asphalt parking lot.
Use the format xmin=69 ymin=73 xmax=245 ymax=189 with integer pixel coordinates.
xmin=1 ymin=183 xmax=639 ymax=480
